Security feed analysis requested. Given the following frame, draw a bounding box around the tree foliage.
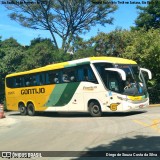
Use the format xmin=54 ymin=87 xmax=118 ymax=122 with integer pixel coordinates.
xmin=5 ymin=0 xmax=117 ymax=52
xmin=71 ymin=28 xmax=160 ymax=85
xmin=122 ymin=29 xmax=160 ymax=82
xmin=0 ymin=38 xmax=24 ymax=75
xmin=21 ymin=38 xmax=55 ymax=70
xmin=89 ymin=29 xmax=133 ymax=56
xmin=0 ymin=38 xmax=24 ymax=103
xmin=20 ymin=38 xmax=72 ymax=70
xmin=0 ymin=37 xmax=72 ymax=103
xmin=72 ymin=29 xmax=133 ymax=57
xmin=134 ymin=0 xmax=160 ymax=30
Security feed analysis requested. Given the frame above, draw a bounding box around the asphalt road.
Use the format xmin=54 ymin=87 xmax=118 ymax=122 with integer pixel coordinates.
xmin=0 ymin=106 xmax=160 ymax=160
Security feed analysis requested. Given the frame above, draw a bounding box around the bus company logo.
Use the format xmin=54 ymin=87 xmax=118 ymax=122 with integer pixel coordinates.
xmin=83 ymin=86 xmax=97 ymax=91
xmin=21 ymin=88 xmax=45 ymax=95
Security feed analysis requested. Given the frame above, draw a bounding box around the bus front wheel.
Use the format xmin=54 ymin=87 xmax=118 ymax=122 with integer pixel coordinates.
xmin=27 ymin=103 xmax=36 ymax=116
xmin=89 ymin=101 xmax=102 ymax=117
xmin=19 ymin=103 xmax=27 ymax=116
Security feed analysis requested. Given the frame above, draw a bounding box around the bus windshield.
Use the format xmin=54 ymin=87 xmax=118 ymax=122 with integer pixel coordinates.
xmin=94 ymin=63 xmax=147 ymax=96
xmin=115 ymin=64 xmax=147 ymax=96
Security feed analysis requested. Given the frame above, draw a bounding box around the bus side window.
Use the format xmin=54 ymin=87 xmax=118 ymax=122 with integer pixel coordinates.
xmin=35 ymin=75 xmax=40 ymax=85
xmin=48 ymin=72 xmax=59 ymax=84
xmin=61 ymin=68 xmax=77 ymax=83
xmin=46 ymin=72 xmax=50 ymax=84
xmin=62 ymin=69 xmax=70 ymax=83
xmin=25 ymin=76 xmax=31 ymax=86
xmin=108 ymin=77 xmax=119 ymax=91
xmin=39 ymin=74 xmax=45 ymax=85
xmin=6 ymin=77 xmax=15 ymax=88
xmin=77 ymin=65 xmax=97 ymax=83
xmin=96 ymin=66 xmax=102 ymax=75
xmin=84 ymin=68 xmax=88 ymax=81
xmin=24 ymin=75 xmax=37 ymax=87
xmin=15 ymin=78 xmax=21 ymax=87
xmin=68 ymin=70 xmax=76 ymax=82
xmin=107 ymin=72 xmax=120 ymax=92
xmin=84 ymin=66 xmax=98 ymax=83
xmin=16 ymin=77 xmax=24 ymax=87
xmin=32 ymin=75 xmax=37 ymax=86
xmin=54 ymin=74 xmax=60 ymax=83
xmin=77 ymin=68 xmax=84 ymax=81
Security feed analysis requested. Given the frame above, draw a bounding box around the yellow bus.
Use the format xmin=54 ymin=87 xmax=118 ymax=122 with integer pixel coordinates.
xmin=5 ymin=57 xmax=152 ymax=117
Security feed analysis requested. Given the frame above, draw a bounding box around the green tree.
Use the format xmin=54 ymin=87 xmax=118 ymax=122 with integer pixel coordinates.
xmin=134 ymin=0 xmax=160 ymax=30
xmin=0 ymin=37 xmax=72 ymax=104
xmin=86 ymin=29 xmax=132 ymax=56
xmin=5 ymin=0 xmax=117 ymax=52
xmin=21 ymin=38 xmax=72 ymax=70
xmin=71 ymin=36 xmax=92 ymax=53
xmin=0 ymin=38 xmax=24 ymax=74
xmin=122 ymin=29 xmax=160 ymax=83
xmin=72 ymin=47 xmax=96 ymax=59
xmin=21 ymin=38 xmax=56 ymax=70
xmin=0 ymin=38 xmax=24 ymax=103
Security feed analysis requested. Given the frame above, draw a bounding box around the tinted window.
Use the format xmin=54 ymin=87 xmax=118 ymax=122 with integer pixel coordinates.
xmin=62 ymin=68 xmax=77 ymax=83
xmin=47 ymin=71 xmax=60 ymax=84
xmin=94 ymin=63 xmax=122 ymax=93
xmin=6 ymin=64 xmax=98 ymax=88
xmin=94 ymin=63 xmax=113 ymax=78
xmin=77 ymin=65 xmax=98 ymax=83
xmin=6 ymin=77 xmax=15 ymax=88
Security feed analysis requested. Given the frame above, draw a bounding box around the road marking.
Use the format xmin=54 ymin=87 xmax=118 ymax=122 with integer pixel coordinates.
xmin=133 ymin=120 xmax=149 ymax=127
xmin=152 ymin=119 xmax=160 ymax=129
xmin=133 ymin=119 xmax=160 ymax=133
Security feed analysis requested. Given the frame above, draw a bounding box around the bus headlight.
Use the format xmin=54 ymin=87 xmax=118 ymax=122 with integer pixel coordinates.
xmin=117 ymin=96 xmax=127 ymax=101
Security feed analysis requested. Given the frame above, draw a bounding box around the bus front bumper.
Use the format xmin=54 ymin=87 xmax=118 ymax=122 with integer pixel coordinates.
xmin=121 ymin=99 xmax=149 ymax=111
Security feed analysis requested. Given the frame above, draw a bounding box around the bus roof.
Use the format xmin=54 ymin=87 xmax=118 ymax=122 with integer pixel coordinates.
xmin=6 ymin=56 xmax=137 ymax=77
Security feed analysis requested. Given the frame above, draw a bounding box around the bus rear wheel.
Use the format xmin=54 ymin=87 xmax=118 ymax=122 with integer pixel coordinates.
xmin=27 ymin=103 xmax=36 ymax=116
xmin=89 ymin=101 xmax=102 ymax=117
xmin=19 ymin=103 xmax=27 ymax=116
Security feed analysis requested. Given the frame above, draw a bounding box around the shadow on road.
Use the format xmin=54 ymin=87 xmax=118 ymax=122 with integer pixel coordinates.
xmin=71 ymin=135 xmax=160 ymax=160
xmin=7 ymin=110 xmax=146 ymax=118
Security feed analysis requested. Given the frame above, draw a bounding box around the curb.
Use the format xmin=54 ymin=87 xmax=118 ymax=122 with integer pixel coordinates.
xmin=149 ymin=104 xmax=160 ymax=107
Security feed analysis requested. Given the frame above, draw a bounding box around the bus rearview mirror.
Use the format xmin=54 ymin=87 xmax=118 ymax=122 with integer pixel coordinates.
xmin=105 ymin=68 xmax=126 ymax=81
xmin=140 ymin=68 xmax=152 ymax=80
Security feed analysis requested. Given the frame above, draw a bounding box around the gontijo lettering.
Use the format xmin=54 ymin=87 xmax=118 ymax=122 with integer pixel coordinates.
xmin=21 ymin=88 xmax=45 ymax=95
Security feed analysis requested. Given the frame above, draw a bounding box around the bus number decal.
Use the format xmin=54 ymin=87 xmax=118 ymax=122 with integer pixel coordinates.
xmin=21 ymin=88 xmax=45 ymax=95
xmin=8 ymin=91 xmax=15 ymax=95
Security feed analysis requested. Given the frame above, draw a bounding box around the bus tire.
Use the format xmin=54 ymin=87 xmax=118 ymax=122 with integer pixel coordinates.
xmin=19 ymin=103 xmax=27 ymax=116
xmin=89 ymin=101 xmax=102 ymax=117
xmin=27 ymin=103 xmax=36 ymax=116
